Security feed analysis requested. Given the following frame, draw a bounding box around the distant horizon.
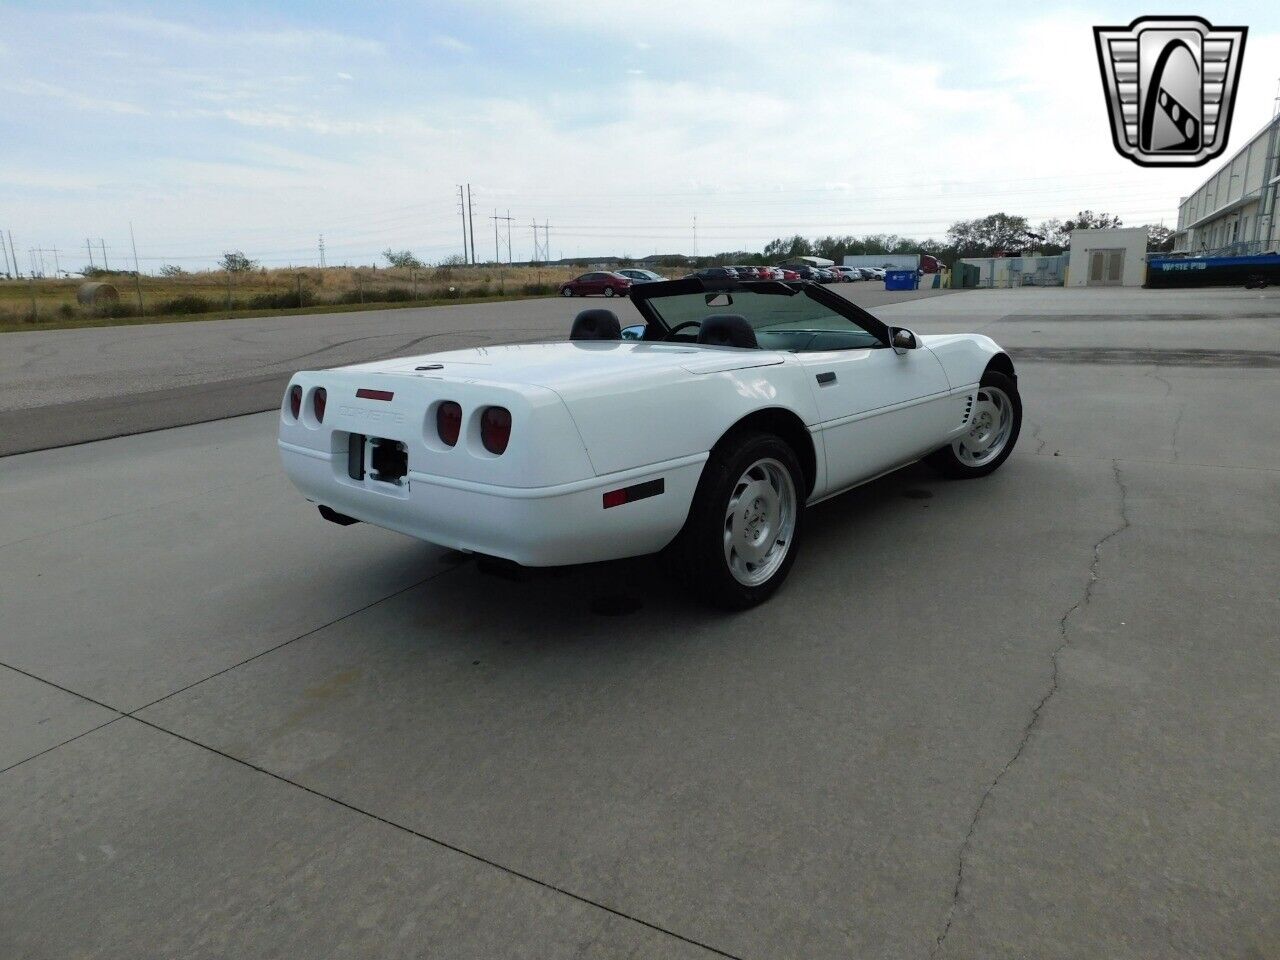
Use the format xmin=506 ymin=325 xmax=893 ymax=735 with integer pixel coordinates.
xmin=4 ymin=1 xmax=1279 ymax=272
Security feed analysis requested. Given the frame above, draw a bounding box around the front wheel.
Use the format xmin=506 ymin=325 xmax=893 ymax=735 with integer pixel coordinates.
xmin=561 ymin=287 xmax=574 ymax=297
xmin=927 ymin=370 xmax=1021 ymax=478
xmin=666 ymin=432 xmax=804 ymax=609
xmin=603 ymin=286 xmax=616 ymax=298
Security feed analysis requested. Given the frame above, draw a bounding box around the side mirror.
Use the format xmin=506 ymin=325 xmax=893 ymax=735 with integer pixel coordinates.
xmin=621 ymin=324 xmax=646 ymax=341
xmin=891 ymin=328 xmax=918 ymax=355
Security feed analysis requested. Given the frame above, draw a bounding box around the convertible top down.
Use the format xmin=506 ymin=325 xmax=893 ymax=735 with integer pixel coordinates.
xmin=279 ymin=279 xmax=1020 ymax=607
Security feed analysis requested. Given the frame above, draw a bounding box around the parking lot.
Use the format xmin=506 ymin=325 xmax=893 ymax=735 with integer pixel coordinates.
xmin=2 ymin=286 xmax=1278 ymax=958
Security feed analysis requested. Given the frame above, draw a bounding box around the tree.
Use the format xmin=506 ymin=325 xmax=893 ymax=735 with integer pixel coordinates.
xmin=159 ymin=263 xmax=185 ymax=277
xmin=220 ymin=251 xmax=258 ymax=273
xmin=1029 ymin=218 xmax=1068 ymax=252
xmin=1146 ymin=224 xmax=1175 ymax=253
xmin=1061 ymin=210 xmax=1124 ymax=235
xmin=946 ymin=213 xmax=1032 ymax=257
xmin=382 ymin=248 xmax=424 ymax=269
xmin=763 ymin=235 xmax=812 ymax=260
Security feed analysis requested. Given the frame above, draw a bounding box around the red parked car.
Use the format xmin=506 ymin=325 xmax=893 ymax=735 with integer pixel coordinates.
xmin=560 ymin=271 xmax=633 ymax=298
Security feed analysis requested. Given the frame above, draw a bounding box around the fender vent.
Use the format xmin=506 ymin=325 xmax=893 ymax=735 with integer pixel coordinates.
xmin=961 ymin=394 xmax=977 ymax=425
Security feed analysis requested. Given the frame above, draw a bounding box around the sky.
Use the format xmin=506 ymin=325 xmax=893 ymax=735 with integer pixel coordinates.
xmin=2 ymin=0 xmax=1279 ymax=273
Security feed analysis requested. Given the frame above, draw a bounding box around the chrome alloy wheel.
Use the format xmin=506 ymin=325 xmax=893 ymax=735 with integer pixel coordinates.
xmin=953 ymin=385 xmax=1014 ymax=467
xmin=723 ymin=457 xmax=797 ymax=587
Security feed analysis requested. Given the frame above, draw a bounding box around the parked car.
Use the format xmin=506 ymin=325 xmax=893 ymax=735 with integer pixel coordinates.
xmin=560 ymin=272 xmax=632 ymax=298
xmin=616 ymin=268 xmax=667 ymax=284
xmin=857 ymin=267 xmax=885 ymax=280
xmin=280 ymin=278 xmax=1020 ymax=608
xmin=814 ymin=268 xmax=838 ymax=283
xmin=830 ymin=266 xmax=861 ymax=282
xmin=774 ymin=266 xmax=801 ymax=281
xmin=687 ymin=267 xmax=739 ymax=281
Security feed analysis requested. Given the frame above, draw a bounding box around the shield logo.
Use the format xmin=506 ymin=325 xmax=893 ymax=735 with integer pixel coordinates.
xmin=1094 ymin=16 xmax=1247 ymax=167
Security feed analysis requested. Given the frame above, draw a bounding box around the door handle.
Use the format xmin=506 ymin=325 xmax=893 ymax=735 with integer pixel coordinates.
xmin=816 ymin=372 xmax=837 ymax=385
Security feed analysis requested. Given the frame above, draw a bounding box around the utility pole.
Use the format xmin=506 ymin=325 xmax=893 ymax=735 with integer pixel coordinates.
xmin=7 ymin=231 xmax=18 ymax=277
xmin=1 ymin=231 xmax=10 ymax=278
xmin=86 ymin=239 xmax=95 ymax=270
xmin=458 ymin=185 xmax=469 ymax=264
xmin=466 ymin=183 xmax=477 ymax=266
xmin=318 ymin=234 xmax=326 ymax=268
xmin=50 ymin=247 xmax=61 ymax=276
xmin=99 ymin=238 xmax=108 ymax=270
xmin=493 ymin=208 xmax=499 ymax=264
xmin=506 ymin=209 xmax=513 ymax=265
xmin=128 ymin=221 xmax=144 ymax=315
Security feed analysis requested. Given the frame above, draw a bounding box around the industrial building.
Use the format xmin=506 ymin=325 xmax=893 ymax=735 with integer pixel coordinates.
xmin=1172 ymin=112 xmax=1280 ymax=256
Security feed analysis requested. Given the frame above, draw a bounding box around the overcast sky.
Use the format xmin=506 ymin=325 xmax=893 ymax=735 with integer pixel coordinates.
xmin=2 ymin=1 xmax=1279 ymax=272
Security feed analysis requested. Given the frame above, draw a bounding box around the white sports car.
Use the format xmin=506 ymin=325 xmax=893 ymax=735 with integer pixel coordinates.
xmin=279 ymin=278 xmax=1020 ymax=607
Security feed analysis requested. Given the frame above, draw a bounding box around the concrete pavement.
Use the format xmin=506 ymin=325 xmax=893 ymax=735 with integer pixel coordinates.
xmin=2 ymin=287 xmax=1278 ymax=958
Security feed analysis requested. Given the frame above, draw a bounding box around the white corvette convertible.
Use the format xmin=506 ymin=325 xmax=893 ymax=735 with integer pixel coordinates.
xmin=279 ymin=278 xmax=1020 ymax=607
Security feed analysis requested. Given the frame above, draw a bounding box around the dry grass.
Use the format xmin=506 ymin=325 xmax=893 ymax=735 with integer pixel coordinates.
xmin=0 ymin=264 xmax=585 ymax=332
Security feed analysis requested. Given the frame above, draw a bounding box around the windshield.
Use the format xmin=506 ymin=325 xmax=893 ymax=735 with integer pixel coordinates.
xmin=642 ymin=287 xmax=882 ymax=352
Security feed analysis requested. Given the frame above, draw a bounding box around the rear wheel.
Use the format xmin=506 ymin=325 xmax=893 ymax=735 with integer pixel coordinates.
xmin=928 ymin=370 xmax=1021 ymax=478
xmin=667 ymin=432 xmax=804 ymax=609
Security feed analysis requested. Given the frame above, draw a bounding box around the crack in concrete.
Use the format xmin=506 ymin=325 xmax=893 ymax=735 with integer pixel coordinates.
xmin=1170 ymin=402 xmax=1186 ymax=463
xmin=930 ymin=460 xmax=1131 ymax=957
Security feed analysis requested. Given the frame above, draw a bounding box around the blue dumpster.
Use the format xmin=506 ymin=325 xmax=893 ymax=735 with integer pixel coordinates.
xmin=884 ymin=270 xmax=919 ymax=291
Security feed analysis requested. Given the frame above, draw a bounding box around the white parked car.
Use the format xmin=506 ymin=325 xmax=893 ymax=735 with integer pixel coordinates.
xmin=829 ymin=266 xmax=862 ymax=281
xmin=279 ymin=278 xmax=1021 ymax=607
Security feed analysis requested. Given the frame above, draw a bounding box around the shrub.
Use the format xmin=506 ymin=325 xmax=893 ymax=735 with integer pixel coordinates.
xmin=158 ymin=295 xmax=215 ymax=315
xmin=380 ymin=287 xmax=413 ymax=302
xmin=248 ymin=291 xmax=301 ymax=309
xmin=57 ymin=303 xmax=77 ymax=319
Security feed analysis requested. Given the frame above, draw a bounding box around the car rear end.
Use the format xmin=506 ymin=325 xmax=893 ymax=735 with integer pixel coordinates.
xmin=278 ymin=367 xmax=683 ymax=565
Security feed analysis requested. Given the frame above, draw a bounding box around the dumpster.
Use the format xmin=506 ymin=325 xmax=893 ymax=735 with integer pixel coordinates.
xmin=884 ymin=270 xmax=919 ymax=291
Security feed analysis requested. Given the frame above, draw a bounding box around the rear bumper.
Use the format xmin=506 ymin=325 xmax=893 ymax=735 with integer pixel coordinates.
xmin=279 ymin=440 xmax=706 ymax=566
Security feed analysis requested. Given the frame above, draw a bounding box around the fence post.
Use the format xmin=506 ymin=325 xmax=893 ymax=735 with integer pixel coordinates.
xmin=28 ymin=277 xmax=37 ymax=322
xmin=296 ymin=273 xmax=302 ymax=308
xmin=412 ymin=267 xmax=417 ymax=300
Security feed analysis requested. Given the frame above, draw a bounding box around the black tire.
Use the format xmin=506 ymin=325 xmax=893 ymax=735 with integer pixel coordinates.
xmin=927 ymin=369 xmax=1021 ymax=478
xmin=666 ymin=431 xmax=805 ymax=609
xmin=604 ymin=286 xmax=616 ymax=298
xmin=561 ymin=287 xmax=574 ymax=297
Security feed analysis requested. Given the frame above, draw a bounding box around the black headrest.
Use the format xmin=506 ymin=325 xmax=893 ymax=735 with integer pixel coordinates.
xmin=697 ymin=314 xmax=757 ymax=349
xmin=570 ymin=308 xmax=622 ymax=341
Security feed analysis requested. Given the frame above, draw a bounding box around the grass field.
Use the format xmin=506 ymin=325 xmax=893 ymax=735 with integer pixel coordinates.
xmin=0 ymin=264 xmax=586 ymax=333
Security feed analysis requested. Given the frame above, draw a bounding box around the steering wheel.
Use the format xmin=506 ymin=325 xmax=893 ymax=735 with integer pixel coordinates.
xmin=665 ymin=319 xmax=702 ymax=341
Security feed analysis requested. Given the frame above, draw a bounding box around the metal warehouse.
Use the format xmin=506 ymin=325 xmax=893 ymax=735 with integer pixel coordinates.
xmin=1173 ymin=110 xmax=1280 ymax=256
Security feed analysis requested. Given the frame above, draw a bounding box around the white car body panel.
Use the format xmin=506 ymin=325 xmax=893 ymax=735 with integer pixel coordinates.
xmin=278 ymin=327 xmax=1009 ymax=566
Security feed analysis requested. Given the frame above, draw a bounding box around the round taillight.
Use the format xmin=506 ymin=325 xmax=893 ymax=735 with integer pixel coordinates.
xmin=288 ymin=384 xmax=302 ymax=419
xmin=313 ymin=387 xmax=326 ymax=423
xmin=480 ymin=406 xmax=511 ymax=455
xmin=436 ymin=401 xmax=461 ymax=447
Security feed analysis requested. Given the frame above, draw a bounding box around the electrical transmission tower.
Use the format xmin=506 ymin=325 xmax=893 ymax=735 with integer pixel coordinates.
xmin=490 ymin=210 xmax=515 ymax=264
xmin=318 ymin=234 xmax=327 ymax=267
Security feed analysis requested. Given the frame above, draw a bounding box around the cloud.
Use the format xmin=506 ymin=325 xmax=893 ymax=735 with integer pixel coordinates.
xmin=431 ymin=34 xmax=472 ymax=53
xmin=337 ymin=72 xmax=354 ymax=81
xmin=0 ymin=79 xmax=146 ymax=115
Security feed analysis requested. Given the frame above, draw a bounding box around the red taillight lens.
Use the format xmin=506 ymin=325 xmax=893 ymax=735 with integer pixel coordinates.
xmin=289 ymin=384 xmax=302 ymax=419
xmin=480 ymin=406 xmax=511 ymax=455
xmin=313 ymin=388 xmax=326 ymax=423
xmin=436 ymin=401 xmax=461 ymax=447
